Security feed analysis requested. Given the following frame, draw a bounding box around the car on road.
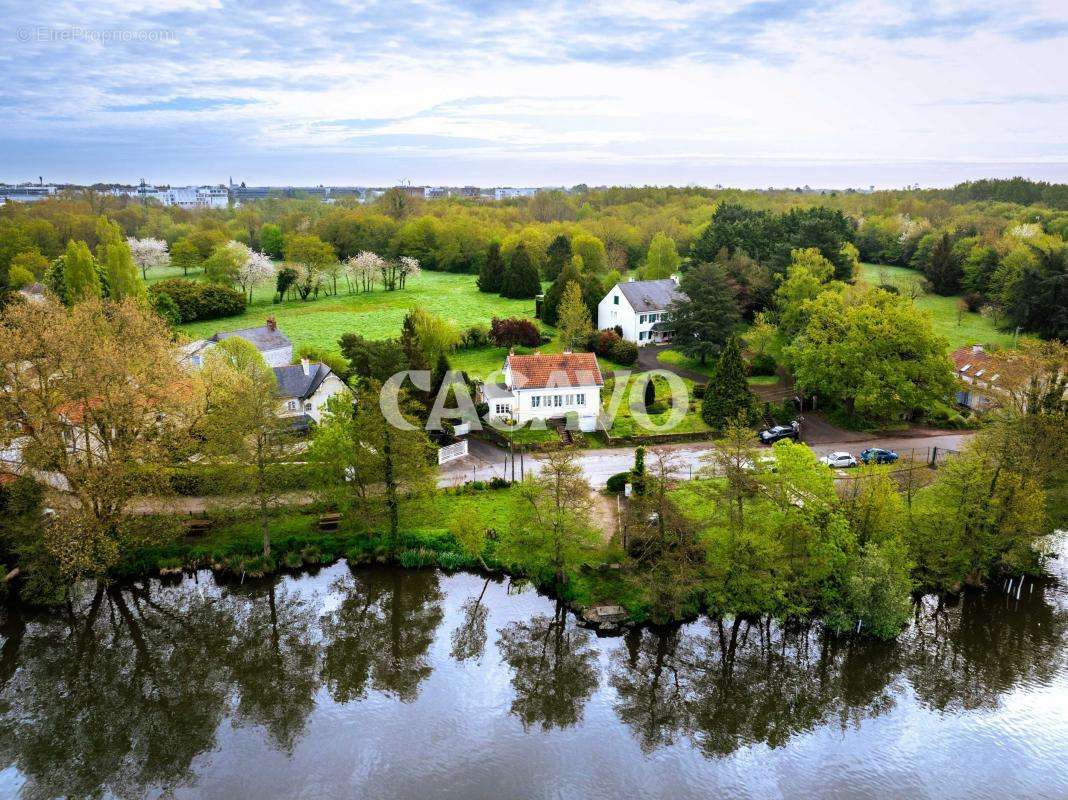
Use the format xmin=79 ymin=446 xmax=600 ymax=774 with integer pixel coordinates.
xmin=860 ymin=447 xmax=899 ymax=465
xmin=759 ymin=422 xmax=799 ymax=445
xmin=819 ymin=451 xmax=858 ymax=469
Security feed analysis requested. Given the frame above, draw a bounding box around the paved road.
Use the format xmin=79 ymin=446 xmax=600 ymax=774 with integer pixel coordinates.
xmin=439 ymin=431 xmax=973 ymax=488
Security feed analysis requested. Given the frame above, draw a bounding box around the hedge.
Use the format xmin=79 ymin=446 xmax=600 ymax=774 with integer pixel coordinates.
xmin=149 ymin=278 xmax=246 ymax=323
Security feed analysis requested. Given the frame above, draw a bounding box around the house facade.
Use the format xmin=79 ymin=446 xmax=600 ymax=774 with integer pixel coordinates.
xmin=481 ymin=351 xmax=604 ymax=433
xmin=274 ymin=359 xmax=351 ymax=431
xmin=597 ymin=277 xmax=685 ymax=344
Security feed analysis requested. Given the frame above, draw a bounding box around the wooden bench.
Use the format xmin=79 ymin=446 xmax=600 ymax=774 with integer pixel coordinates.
xmin=318 ymin=512 xmax=341 ymax=532
xmin=183 ymin=517 xmax=211 ymax=537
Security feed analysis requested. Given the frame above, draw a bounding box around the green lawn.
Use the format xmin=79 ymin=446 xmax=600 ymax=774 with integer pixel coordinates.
xmin=602 ymin=372 xmax=710 ymax=438
xmin=655 ymin=348 xmax=780 ymax=386
xmin=176 ymin=271 xmax=538 ymax=353
xmin=859 ymin=263 xmax=1018 ymax=349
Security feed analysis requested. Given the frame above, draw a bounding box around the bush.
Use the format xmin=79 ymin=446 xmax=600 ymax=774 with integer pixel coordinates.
xmin=606 ymin=472 xmax=630 ymax=493
xmin=878 ymin=283 xmax=900 ymax=295
xmin=148 ymin=278 xmax=246 ymax=322
xmin=489 ymin=317 xmax=540 ymax=348
xmin=962 ymin=291 xmax=984 ymax=312
xmin=747 ymin=352 xmax=777 ymax=376
xmin=152 ymin=291 xmax=181 ymax=326
xmin=611 ymin=339 xmax=638 ymax=366
xmin=590 ymin=329 xmax=621 ymax=358
xmin=488 ymin=477 xmax=511 ymax=489
xmin=460 ymin=325 xmax=490 ymax=349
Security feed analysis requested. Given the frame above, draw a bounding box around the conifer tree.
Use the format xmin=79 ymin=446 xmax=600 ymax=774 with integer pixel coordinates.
xmin=544 ymin=234 xmax=572 ymax=281
xmin=500 ymin=243 xmax=540 ymax=299
xmin=541 ymin=258 xmax=582 ymax=325
xmin=701 ymin=335 xmax=755 ymax=432
xmin=477 ymin=241 xmax=504 ymax=293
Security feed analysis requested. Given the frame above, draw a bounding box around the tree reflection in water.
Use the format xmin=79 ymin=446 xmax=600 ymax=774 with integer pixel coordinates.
xmin=319 ymin=567 xmax=444 ymax=703
xmin=451 ymin=577 xmax=492 ymax=663
xmin=496 ymin=599 xmax=599 ymax=731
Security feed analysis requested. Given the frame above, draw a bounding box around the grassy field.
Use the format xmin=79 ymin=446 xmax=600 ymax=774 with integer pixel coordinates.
xmin=175 ymin=271 xmax=538 ymax=353
xmin=858 ymin=263 xmax=1018 ymax=349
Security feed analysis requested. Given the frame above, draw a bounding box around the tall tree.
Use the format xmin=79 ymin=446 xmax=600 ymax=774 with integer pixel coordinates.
xmin=60 ymin=240 xmax=101 ymax=302
xmin=201 ymin=338 xmax=292 ymax=559
xmin=477 ymin=241 xmax=504 ymax=293
xmin=669 ymin=262 xmax=740 ymax=365
xmin=500 ymin=242 xmax=541 ymax=299
xmin=98 ymin=237 xmax=145 ymax=301
xmin=640 ymin=232 xmax=680 ymax=280
xmin=541 ymin=258 xmax=582 ymax=325
xmin=701 ymin=336 xmax=755 ymax=432
xmin=544 ymin=234 xmax=572 ymax=281
xmin=557 ymin=281 xmax=593 ymax=351
xmin=170 ymin=238 xmax=200 ymax=276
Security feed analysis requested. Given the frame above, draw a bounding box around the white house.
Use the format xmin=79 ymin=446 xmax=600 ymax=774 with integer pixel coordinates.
xmin=597 ymin=277 xmax=686 ymax=344
xmin=481 ymin=351 xmax=603 ymax=433
xmin=274 ymin=358 xmax=351 ymax=431
xmin=181 ymin=318 xmax=293 ymax=369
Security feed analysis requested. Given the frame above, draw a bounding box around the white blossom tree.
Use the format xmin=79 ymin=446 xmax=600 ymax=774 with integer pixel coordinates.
xmin=345 ymin=251 xmax=384 ymax=293
xmin=237 ymin=247 xmax=277 ymax=302
xmin=398 ymin=255 xmax=420 ymax=289
xmin=127 ymin=237 xmax=170 ymax=280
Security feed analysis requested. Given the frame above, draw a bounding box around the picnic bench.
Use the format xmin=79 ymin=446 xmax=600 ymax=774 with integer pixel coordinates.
xmin=318 ymin=512 xmax=341 ymax=532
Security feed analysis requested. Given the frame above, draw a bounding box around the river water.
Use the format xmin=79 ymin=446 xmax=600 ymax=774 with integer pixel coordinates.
xmin=0 ymin=545 xmax=1066 ymax=800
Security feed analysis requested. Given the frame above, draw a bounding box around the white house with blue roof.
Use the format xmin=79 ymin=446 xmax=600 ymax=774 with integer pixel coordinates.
xmin=597 ymin=276 xmax=686 ymax=344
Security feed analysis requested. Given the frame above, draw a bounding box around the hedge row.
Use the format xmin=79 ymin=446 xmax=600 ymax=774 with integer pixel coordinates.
xmin=149 ymin=278 xmax=246 ymax=323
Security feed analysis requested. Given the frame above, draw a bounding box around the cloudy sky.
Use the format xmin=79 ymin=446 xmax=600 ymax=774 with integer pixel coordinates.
xmin=2 ymin=0 xmax=1068 ymax=188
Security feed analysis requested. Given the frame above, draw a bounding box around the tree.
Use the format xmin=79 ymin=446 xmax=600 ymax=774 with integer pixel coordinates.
xmin=260 ymin=223 xmax=285 ymax=258
xmin=544 ymin=234 xmax=572 ymax=281
xmin=499 ymin=448 xmax=598 ymax=586
xmin=571 ymin=233 xmax=608 ymax=273
xmin=557 ymin=281 xmax=593 ymax=351
xmin=235 ymin=245 xmax=276 ymax=302
xmin=477 ymin=241 xmax=504 ymax=293
xmin=669 ymin=262 xmax=740 ymax=365
xmin=924 ymin=232 xmax=962 ymax=295
xmin=170 ymin=238 xmax=200 ymax=276
xmin=701 ymin=336 xmax=755 ymax=432
xmin=773 ymin=247 xmax=839 ymax=338
xmin=541 ymin=257 xmax=582 ymax=325
xmin=0 ymin=298 xmax=199 ymax=585
xmin=283 ymin=234 xmax=336 ymax=298
xmin=203 ymin=241 xmax=244 ymax=286
xmin=339 ymin=333 xmax=408 ymax=383
xmin=310 ymin=382 xmax=434 ymax=552
xmin=60 ymin=240 xmax=101 ymax=302
xmin=640 ymin=232 xmax=680 ymax=280
xmin=98 ymin=236 xmax=146 ymax=302
xmin=201 ymin=338 xmax=292 ymax=559
xmin=127 ymin=237 xmax=170 ymax=280
xmin=786 ymin=287 xmax=955 ymax=422
xmin=345 ymin=251 xmax=383 ymax=293
xmin=500 ymin=242 xmax=541 ymax=299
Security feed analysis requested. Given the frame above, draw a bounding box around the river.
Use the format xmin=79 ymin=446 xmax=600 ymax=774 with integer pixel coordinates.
xmin=0 ymin=543 xmax=1066 ymax=800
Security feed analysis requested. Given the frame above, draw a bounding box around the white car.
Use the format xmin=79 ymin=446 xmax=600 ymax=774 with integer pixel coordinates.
xmin=820 ymin=451 xmax=857 ymax=469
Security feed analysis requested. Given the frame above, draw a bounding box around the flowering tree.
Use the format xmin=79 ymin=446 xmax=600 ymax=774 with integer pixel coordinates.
xmin=225 ymin=241 xmax=277 ymax=301
xmin=398 ymin=255 xmax=420 ymax=289
xmin=127 ymin=237 xmax=170 ymax=280
xmin=345 ymin=251 xmax=383 ymax=293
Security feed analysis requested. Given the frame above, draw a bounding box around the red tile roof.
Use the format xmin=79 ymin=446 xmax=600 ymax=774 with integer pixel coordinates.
xmin=506 ymin=352 xmax=604 ymax=390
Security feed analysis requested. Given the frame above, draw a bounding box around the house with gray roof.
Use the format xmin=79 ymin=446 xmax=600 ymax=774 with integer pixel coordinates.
xmin=180 ymin=317 xmax=293 ymax=368
xmin=597 ymin=276 xmax=686 ymax=344
xmin=274 ymin=358 xmax=350 ymax=431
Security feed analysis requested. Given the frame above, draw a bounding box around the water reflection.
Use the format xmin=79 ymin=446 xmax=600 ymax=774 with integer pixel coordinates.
xmin=0 ymin=560 xmax=1063 ymax=799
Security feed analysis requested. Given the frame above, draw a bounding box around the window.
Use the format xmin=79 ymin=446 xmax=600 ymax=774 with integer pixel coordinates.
xmin=639 ymin=331 xmax=647 ymax=341
xmin=304 ymin=402 xmax=313 ymax=411
xmin=287 ymin=400 xmax=297 ymax=411
xmin=553 ymin=395 xmax=562 ymax=407
xmin=566 ymin=394 xmax=574 ymax=405
xmin=613 ymin=295 xmax=619 ymax=305
xmin=577 ymin=394 xmax=585 ymax=406
xmin=531 ymin=396 xmax=540 ymax=408
xmin=639 ymin=314 xmax=646 ymax=324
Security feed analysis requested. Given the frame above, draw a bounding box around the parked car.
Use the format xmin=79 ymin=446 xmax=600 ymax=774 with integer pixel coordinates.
xmin=860 ymin=447 xmax=899 ymax=465
xmin=819 ymin=451 xmax=858 ymax=469
xmin=759 ymin=422 xmax=799 ymax=445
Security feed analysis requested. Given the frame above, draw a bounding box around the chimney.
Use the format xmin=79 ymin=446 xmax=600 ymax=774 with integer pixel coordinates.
xmin=301 ymin=357 xmax=310 ymax=375
xmin=265 ymin=316 xmax=277 ymax=332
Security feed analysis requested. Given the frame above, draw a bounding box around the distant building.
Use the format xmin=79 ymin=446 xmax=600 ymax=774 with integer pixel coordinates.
xmin=181 ymin=317 xmax=293 ymax=368
xmin=424 ymin=186 xmax=448 ymax=199
xmin=458 ymin=186 xmax=480 ymax=197
xmin=598 ymin=277 xmax=686 ymax=344
xmin=480 ymin=351 xmax=604 ymax=433
xmin=0 ymin=183 xmax=57 ymax=203
xmin=114 ymin=182 xmax=229 ymax=209
xmin=493 ymin=187 xmax=537 ymax=201
xmin=398 ymin=185 xmax=426 ymax=198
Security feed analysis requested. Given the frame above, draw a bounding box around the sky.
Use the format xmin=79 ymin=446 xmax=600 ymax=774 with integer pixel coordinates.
xmin=2 ymin=0 xmax=1068 ymax=188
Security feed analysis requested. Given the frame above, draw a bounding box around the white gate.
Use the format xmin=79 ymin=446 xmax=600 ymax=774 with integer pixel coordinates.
xmin=438 ymin=440 xmax=469 ymax=464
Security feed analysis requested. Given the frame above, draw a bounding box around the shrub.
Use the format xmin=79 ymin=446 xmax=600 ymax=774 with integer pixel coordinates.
xmin=196 ymin=284 xmax=247 ymax=319
xmin=611 ymin=339 xmax=638 ymax=366
xmin=488 ymin=477 xmax=511 ymax=489
xmin=747 ymin=352 xmax=777 ymax=376
xmin=489 ymin=317 xmax=540 ymax=348
xmin=606 ymin=472 xmax=630 ymax=493
xmin=879 ymin=283 xmax=900 ymax=295
xmin=962 ymin=291 xmax=984 ymax=312
xmin=590 ymin=329 xmax=621 ymax=358
xmin=150 ymin=278 xmax=203 ymax=321
xmin=148 ymin=278 xmax=246 ymax=322
xmin=461 ymin=325 xmax=490 ymax=349
xmin=152 ymin=291 xmax=181 ymax=326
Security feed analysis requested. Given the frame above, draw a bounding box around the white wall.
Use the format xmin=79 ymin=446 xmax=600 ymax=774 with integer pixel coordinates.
xmin=597 ymin=286 xmax=636 ymax=340
xmin=278 ymin=373 xmax=350 ymax=423
xmin=512 ymin=386 xmax=600 ymax=432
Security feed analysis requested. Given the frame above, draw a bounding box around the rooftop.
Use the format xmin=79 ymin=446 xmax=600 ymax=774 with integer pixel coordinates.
xmin=273 ymin=362 xmax=333 ymax=400
xmin=506 ymin=351 xmax=603 ymax=390
xmin=616 ymin=278 xmax=686 ymax=313
xmin=210 ymin=320 xmax=291 ymax=352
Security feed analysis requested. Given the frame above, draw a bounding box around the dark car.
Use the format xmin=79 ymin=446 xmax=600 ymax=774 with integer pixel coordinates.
xmin=759 ymin=423 xmax=799 ymax=445
xmin=860 ymin=447 xmax=899 ymax=465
